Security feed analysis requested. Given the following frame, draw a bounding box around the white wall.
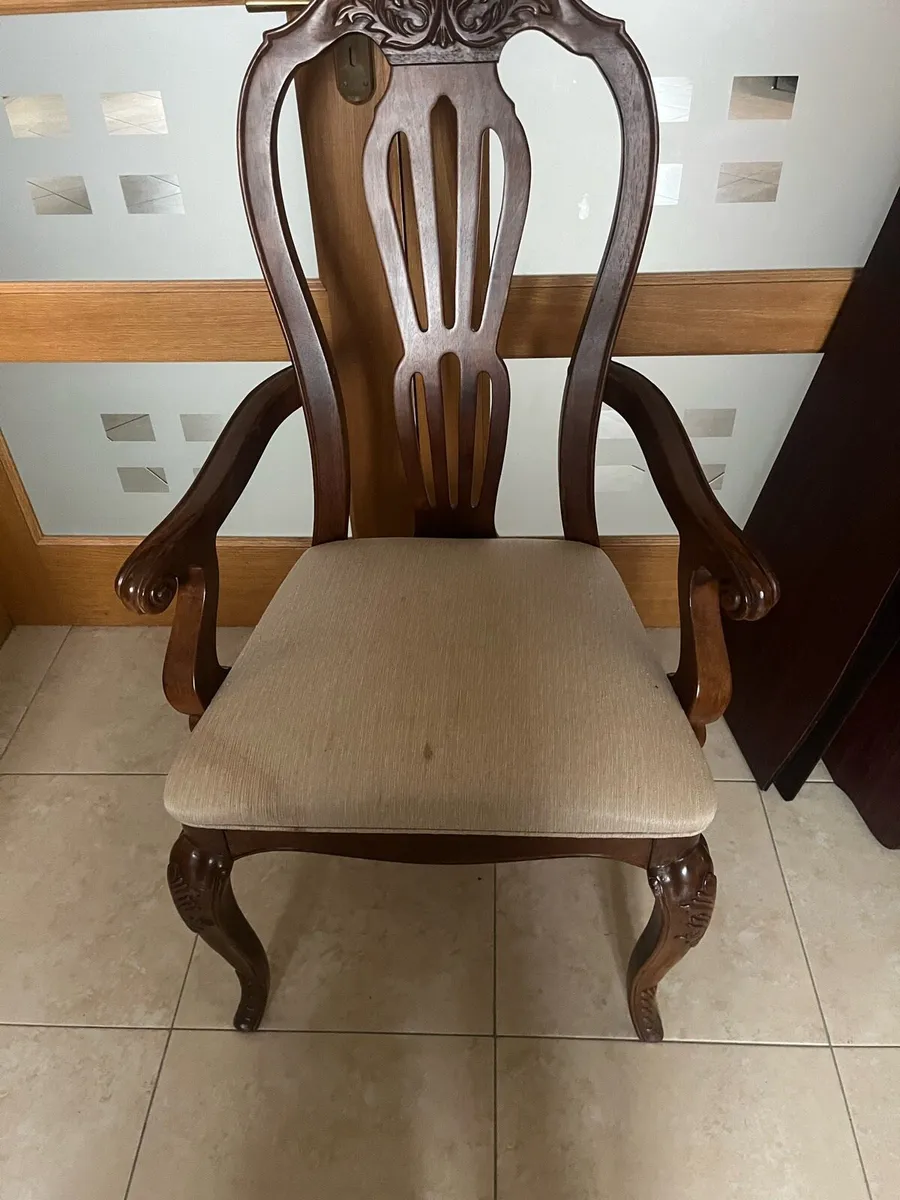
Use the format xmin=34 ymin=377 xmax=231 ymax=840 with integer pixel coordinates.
xmin=1 ymin=1 xmax=896 ymax=536
xmin=0 ymin=7 xmax=316 ymax=279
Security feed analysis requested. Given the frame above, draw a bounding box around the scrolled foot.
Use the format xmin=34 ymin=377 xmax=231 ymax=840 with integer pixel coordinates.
xmin=234 ymin=979 xmax=269 ymax=1032
xmin=627 ymin=836 xmax=716 ymax=1042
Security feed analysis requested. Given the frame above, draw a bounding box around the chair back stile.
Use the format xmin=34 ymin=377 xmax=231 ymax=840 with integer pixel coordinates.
xmin=238 ymin=0 xmax=659 ymax=543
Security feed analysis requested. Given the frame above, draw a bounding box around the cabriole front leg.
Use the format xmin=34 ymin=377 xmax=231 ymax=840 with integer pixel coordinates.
xmin=627 ymin=836 xmax=717 ymax=1042
xmin=167 ymin=828 xmax=270 ymax=1031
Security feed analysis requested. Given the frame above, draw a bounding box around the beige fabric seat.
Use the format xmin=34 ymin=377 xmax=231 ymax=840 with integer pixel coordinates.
xmin=165 ymin=538 xmax=717 ymax=837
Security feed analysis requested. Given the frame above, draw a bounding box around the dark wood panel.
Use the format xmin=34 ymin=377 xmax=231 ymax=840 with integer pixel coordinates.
xmin=725 ymin=191 xmax=900 ymax=789
xmin=825 ymin=629 xmax=900 ymax=849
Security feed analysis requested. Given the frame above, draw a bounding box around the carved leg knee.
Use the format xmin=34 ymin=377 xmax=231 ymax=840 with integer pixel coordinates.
xmin=627 ymin=836 xmax=716 ymax=1042
xmin=168 ymin=828 xmax=270 ymax=1032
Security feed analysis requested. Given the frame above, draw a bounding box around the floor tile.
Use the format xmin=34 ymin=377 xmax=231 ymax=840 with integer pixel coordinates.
xmin=129 ymin=1030 xmax=493 ymax=1200
xmin=835 ymin=1047 xmax=900 ymax=1199
xmin=765 ymin=783 xmax=900 ymax=1045
xmin=644 ymin=626 xmax=678 ymax=673
xmin=0 ymin=1025 xmax=166 ymax=1200
xmin=176 ymin=854 xmax=493 ymax=1033
xmin=808 ymin=759 xmax=833 ymax=782
xmin=1 ymin=628 xmax=187 ymax=774
xmin=217 ymin=626 xmax=254 ymax=664
xmin=0 ymin=625 xmax=68 ymax=755
xmin=497 ymin=782 xmax=825 ymax=1042
xmin=703 ymin=717 xmax=754 ymax=780
xmin=497 ymin=1039 xmax=869 ymax=1200
xmin=643 ymin=630 xmax=754 ymax=780
xmin=0 ymin=774 xmax=192 ymax=1026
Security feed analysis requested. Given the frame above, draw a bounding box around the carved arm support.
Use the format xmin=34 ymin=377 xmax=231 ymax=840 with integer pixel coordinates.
xmin=603 ymin=361 xmax=779 ymax=738
xmin=116 ymin=366 xmax=302 ymax=720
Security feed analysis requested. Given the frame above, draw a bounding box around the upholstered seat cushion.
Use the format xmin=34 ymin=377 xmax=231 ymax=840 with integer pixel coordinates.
xmin=164 ymin=538 xmax=717 ymax=837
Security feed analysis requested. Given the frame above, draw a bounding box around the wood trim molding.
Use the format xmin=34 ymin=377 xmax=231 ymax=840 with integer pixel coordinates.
xmin=0 ymin=0 xmax=233 ymax=11
xmin=16 ymin=533 xmax=680 ymax=627
xmin=0 ymin=431 xmax=59 ymax=623
xmin=0 ymin=269 xmax=853 ymax=363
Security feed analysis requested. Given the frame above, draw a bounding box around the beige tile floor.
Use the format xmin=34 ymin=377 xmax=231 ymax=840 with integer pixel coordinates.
xmin=1 ymin=624 xmax=897 ymax=1199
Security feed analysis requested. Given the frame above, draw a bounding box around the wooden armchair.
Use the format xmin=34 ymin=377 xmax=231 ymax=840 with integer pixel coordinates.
xmin=117 ymin=0 xmax=777 ymax=1041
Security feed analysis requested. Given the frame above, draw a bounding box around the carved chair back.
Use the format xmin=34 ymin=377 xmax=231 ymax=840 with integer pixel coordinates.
xmin=239 ymin=0 xmax=658 ymax=544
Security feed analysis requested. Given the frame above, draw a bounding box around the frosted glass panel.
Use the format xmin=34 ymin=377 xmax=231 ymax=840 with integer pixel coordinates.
xmin=0 ymin=8 xmax=315 ymax=279
xmin=498 ymin=0 xmax=900 ymax=271
xmin=497 ymin=354 xmax=821 ymax=536
xmin=496 ymin=30 xmax=621 ymax=276
xmin=0 ymin=363 xmax=313 ymax=536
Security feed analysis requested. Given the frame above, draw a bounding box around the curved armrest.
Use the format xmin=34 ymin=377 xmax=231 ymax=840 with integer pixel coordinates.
xmin=603 ymin=362 xmax=779 ymax=736
xmin=115 ymin=366 xmax=301 ymax=718
xmin=604 ymin=362 xmax=778 ymax=620
xmin=116 ymin=366 xmax=301 ymax=615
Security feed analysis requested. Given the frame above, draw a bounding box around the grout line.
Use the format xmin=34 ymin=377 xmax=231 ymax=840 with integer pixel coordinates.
xmin=759 ymin=789 xmax=832 ymax=1039
xmin=0 ymin=629 xmax=72 ymax=766
xmin=830 ymin=1046 xmax=875 ymax=1200
xmin=121 ymin=1027 xmax=173 ymax=1199
xmin=0 ymin=1020 xmax=848 ymax=1046
xmin=0 ymin=1021 xmax=495 ymax=1036
xmin=492 ymin=862 xmax=498 ymax=1200
xmin=169 ymin=936 xmax=198 ymax=1033
xmin=122 ymin=936 xmax=197 ymax=1200
xmin=0 ymin=771 xmax=171 ymax=777
xmin=760 ymin=790 xmax=874 ymax=1200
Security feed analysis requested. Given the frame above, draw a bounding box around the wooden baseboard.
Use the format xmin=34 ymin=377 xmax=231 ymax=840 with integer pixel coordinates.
xmin=17 ymin=534 xmax=680 ymax=627
xmin=0 ymin=603 xmax=11 ymax=647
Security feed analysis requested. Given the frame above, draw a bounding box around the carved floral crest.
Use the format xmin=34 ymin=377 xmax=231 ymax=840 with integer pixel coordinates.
xmin=335 ymin=0 xmax=553 ymax=51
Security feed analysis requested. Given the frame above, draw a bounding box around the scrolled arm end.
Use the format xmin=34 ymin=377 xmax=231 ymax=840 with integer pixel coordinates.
xmin=717 ymin=543 xmax=780 ymax=622
xmin=115 ymin=546 xmax=183 ymax=616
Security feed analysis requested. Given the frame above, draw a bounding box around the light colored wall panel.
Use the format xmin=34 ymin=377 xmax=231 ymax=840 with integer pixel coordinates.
xmin=0 ymin=362 xmax=313 ymax=535
xmin=498 ymin=0 xmax=900 ymax=273
xmin=0 ymin=7 xmax=315 ymax=279
xmin=497 ymin=354 xmax=821 ymax=537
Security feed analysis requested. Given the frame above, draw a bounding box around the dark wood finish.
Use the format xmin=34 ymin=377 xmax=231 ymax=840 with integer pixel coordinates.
xmin=292 ymin=47 xmax=413 ymax=538
xmin=725 ymin=186 xmax=900 ymax=805
xmin=361 ymin=58 xmax=525 ymax=534
xmin=824 ymin=626 xmax=900 ymax=849
xmin=169 ymin=828 xmax=270 ymax=1031
xmin=171 ymin=824 xmax=707 ymax=1039
xmin=627 ymin=836 xmax=716 ymax=1041
xmin=117 ymin=0 xmax=778 ymax=1041
xmin=604 ymin=361 xmax=777 ymax=732
xmin=117 ymin=366 xmax=301 ymax=716
xmin=226 ymin=828 xmax=700 ymax=868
